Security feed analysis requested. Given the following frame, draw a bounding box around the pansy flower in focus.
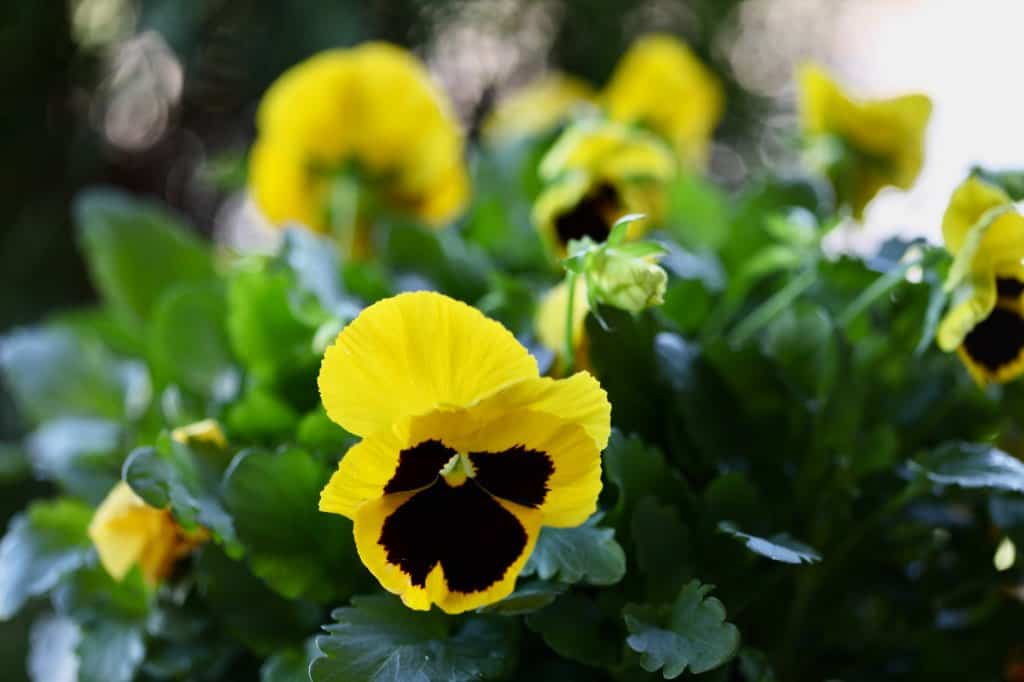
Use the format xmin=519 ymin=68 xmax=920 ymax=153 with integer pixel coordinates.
xmin=797 ymin=63 xmax=932 ymax=220
xmin=249 ymin=43 xmax=469 ymax=240
xmin=482 ymin=72 xmax=598 ymax=143
xmin=603 ymin=33 xmax=724 ymax=167
xmin=318 ymin=292 xmax=610 ymax=613
xmin=533 ymin=119 xmax=676 ymax=259
xmin=937 ymin=176 xmax=1024 ymax=384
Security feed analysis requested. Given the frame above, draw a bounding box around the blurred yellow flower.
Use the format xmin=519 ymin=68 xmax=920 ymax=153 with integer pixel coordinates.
xmin=534 ymin=120 xmax=676 ymax=257
xmin=318 ymin=292 xmax=610 ymax=613
xmin=483 ymin=72 xmax=597 ymax=142
xmin=798 ymin=63 xmax=932 ymax=220
xmin=536 ymin=277 xmax=591 ymax=375
xmin=937 ymin=176 xmax=1024 ymax=384
xmin=249 ymin=43 xmax=469 ymax=236
xmin=89 ymin=482 xmax=208 ymax=585
xmin=603 ymin=34 xmax=724 ymax=166
xmin=170 ymin=418 xmax=227 ymax=450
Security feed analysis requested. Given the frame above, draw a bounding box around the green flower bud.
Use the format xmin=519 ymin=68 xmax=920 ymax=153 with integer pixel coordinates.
xmin=590 ymin=251 xmax=668 ymax=314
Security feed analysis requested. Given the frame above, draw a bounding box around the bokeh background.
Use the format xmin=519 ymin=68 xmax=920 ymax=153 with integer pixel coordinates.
xmin=2 ymin=0 xmax=1020 ymax=676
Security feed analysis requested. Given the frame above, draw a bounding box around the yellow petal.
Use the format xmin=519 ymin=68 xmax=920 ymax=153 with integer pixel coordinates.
xmin=171 ymin=419 xmax=227 ymax=450
xmin=318 ymin=292 xmax=538 ymax=438
xmin=352 ymin=484 xmax=542 ymax=614
xmin=942 ymin=176 xmax=1024 ymax=265
xmin=937 ymin=269 xmax=997 ymax=352
xmin=483 ymin=72 xmax=598 ymax=142
xmin=603 ymin=34 xmax=724 ymax=166
xmin=249 ymin=42 xmax=469 ymax=230
xmin=319 ymin=421 xmax=409 ymax=519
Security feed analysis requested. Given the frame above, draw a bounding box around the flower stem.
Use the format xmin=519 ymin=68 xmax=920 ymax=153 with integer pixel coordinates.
xmin=563 ymin=271 xmax=578 ymax=374
xmin=328 ymin=173 xmax=360 ymax=260
xmin=837 ymin=257 xmax=922 ymax=329
xmin=728 ymin=268 xmax=817 ymax=346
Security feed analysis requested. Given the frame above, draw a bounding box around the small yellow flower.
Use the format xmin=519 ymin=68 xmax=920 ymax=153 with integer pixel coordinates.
xmin=318 ymin=292 xmax=610 ymax=613
xmin=936 ymin=176 xmax=1024 ymax=384
xmin=249 ymin=43 xmax=469 ymax=234
xmin=89 ymin=482 xmax=209 ymax=585
xmin=797 ymin=63 xmax=932 ymax=220
xmin=603 ymin=34 xmax=724 ymax=166
xmin=483 ymin=72 xmax=598 ymax=142
xmin=534 ymin=120 xmax=676 ymax=258
xmin=535 ymin=277 xmax=591 ymax=375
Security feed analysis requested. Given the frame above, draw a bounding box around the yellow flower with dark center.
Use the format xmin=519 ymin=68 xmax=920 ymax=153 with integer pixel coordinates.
xmin=318 ymin=291 xmax=610 ymax=613
xmin=482 ymin=72 xmax=598 ymax=142
xmin=533 ymin=120 xmax=676 ymax=258
xmin=89 ymin=482 xmax=209 ymax=585
xmin=937 ymin=176 xmax=1024 ymax=384
xmin=797 ymin=63 xmax=932 ymax=220
xmin=249 ymin=43 xmax=469 ymax=235
xmin=603 ymin=34 xmax=724 ymax=166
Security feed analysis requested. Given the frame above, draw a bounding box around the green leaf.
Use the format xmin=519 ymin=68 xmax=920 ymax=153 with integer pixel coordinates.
xmin=278 ymin=228 xmax=346 ymax=311
xmin=624 ymin=580 xmax=740 ymax=678
xmin=196 ymin=546 xmax=322 ymax=655
xmin=147 ymin=282 xmax=238 ymax=399
xmin=0 ymin=442 xmax=29 ymax=483
xmin=26 ymin=417 xmax=122 ymax=503
xmin=525 ymin=593 xmax=618 ymax=668
xmin=718 ymin=523 xmax=821 ymax=565
xmin=310 ymin=595 xmax=519 ymax=682
xmin=631 ymin=497 xmax=692 ymax=601
xmin=76 ymin=621 xmax=146 ymax=682
xmin=666 ymin=171 xmax=730 ymax=249
xmin=123 ymin=434 xmax=239 ymax=554
xmin=521 ymin=514 xmax=626 ymax=586
xmin=227 ymin=266 xmax=320 ymax=388
xmin=296 ymin=408 xmax=357 ymax=454
xmin=915 ymin=442 xmax=1024 ymax=493
xmin=225 ymin=387 xmax=300 ymax=443
xmin=479 ymin=581 xmax=567 ymax=616
xmin=28 ymin=615 xmax=80 ymax=682
xmin=75 ymin=188 xmax=215 ymax=327
xmin=261 ymin=642 xmax=318 ymax=682
xmin=0 ymin=499 xmax=94 ymax=619
xmin=223 ymin=448 xmax=362 ymax=601
xmin=53 ymin=563 xmax=151 ymax=623
xmin=603 ymin=431 xmax=684 ymax=528
xmin=0 ymin=327 xmax=133 ymax=423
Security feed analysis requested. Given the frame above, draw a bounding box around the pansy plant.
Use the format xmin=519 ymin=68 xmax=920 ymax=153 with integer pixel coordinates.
xmin=317 ymin=291 xmax=610 ymax=613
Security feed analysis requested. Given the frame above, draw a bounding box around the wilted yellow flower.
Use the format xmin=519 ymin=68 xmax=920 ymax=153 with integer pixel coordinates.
xmin=534 ymin=120 xmax=676 ymax=257
xmin=603 ymin=34 xmax=724 ymax=166
xmin=535 ymin=277 xmax=591 ymax=374
xmin=798 ymin=63 xmax=932 ymax=220
xmin=318 ymin=292 xmax=610 ymax=613
xmin=249 ymin=43 xmax=469 ymax=235
xmin=89 ymin=482 xmax=208 ymax=585
xmin=936 ymin=176 xmax=1024 ymax=384
xmin=483 ymin=72 xmax=597 ymax=142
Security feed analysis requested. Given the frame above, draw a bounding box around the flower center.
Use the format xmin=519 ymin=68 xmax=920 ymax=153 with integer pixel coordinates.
xmin=439 ymin=452 xmax=476 ymax=487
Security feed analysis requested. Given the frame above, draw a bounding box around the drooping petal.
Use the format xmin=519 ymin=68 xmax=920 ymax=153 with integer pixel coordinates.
xmin=353 ymin=482 xmax=542 ymax=614
xmin=937 ymin=269 xmax=997 ymax=352
xmin=318 ymin=292 xmax=538 ymax=438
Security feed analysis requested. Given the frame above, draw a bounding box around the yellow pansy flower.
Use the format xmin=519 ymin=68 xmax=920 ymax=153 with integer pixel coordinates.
xmin=318 ymin=291 xmax=610 ymax=613
xmin=535 ymin=277 xmax=591 ymax=375
xmin=483 ymin=72 xmax=598 ymax=142
xmin=89 ymin=482 xmax=209 ymax=585
xmin=936 ymin=176 xmax=1024 ymax=384
xmin=534 ymin=120 xmax=676 ymax=258
xmin=249 ymin=43 xmax=469 ymax=235
xmin=603 ymin=34 xmax=724 ymax=166
xmin=797 ymin=63 xmax=932 ymax=220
